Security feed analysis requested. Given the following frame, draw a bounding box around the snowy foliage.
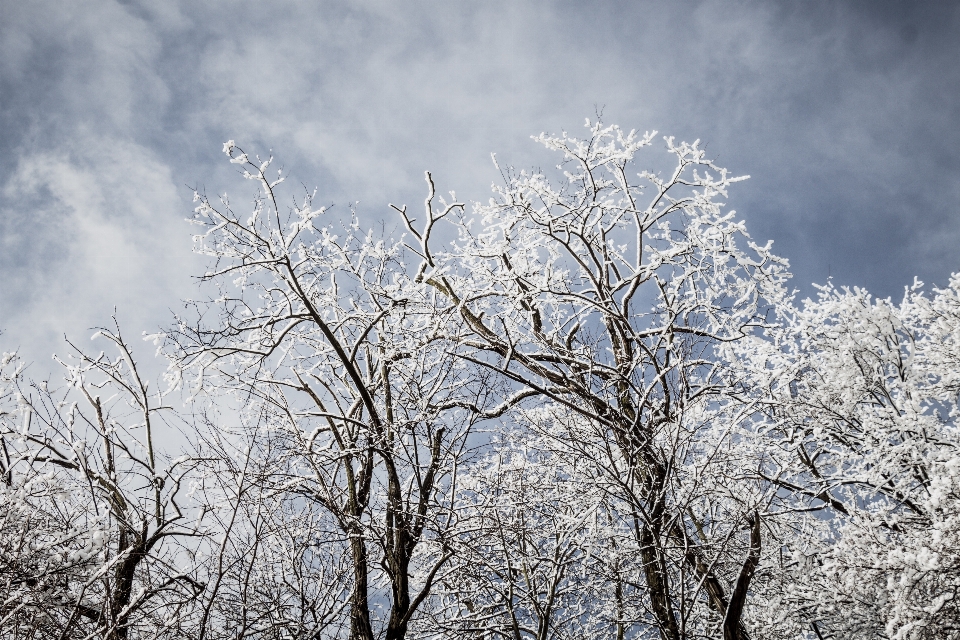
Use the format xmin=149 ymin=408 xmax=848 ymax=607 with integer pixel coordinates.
xmin=0 ymin=328 xmax=202 ymax=639
xmin=733 ymin=277 xmax=960 ymax=640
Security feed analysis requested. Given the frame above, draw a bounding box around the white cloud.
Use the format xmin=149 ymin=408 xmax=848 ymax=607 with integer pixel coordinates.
xmin=1 ymin=135 xmax=198 ymax=368
xmin=1 ymin=0 xmax=959 ymax=372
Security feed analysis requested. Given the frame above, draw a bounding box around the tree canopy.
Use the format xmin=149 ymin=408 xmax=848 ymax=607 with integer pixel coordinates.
xmin=2 ymin=121 xmax=958 ymax=640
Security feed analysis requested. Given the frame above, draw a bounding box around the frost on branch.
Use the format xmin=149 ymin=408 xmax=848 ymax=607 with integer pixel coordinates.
xmin=401 ymin=120 xmax=791 ymax=640
xmin=734 ymin=276 xmax=960 ymax=640
xmin=167 ymin=139 xmax=509 ymax=640
xmin=0 ymin=326 xmax=202 ymax=639
xmin=169 ymin=122 xmax=796 ymax=639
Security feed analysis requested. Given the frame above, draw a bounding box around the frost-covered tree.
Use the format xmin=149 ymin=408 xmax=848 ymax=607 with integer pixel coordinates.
xmin=163 ymin=143 xmax=529 ymax=640
xmin=167 ymin=121 xmax=798 ymax=640
xmin=395 ymin=120 xmax=791 ymax=640
xmin=5 ymin=119 xmax=958 ymax=640
xmin=0 ymin=326 xmax=202 ymax=640
xmin=417 ymin=423 xmax=650 ymax=640
xmin=732 ymin=277 xmax=960 ymax=640
xmin=183 ymin=422 xmax=354 ymax=640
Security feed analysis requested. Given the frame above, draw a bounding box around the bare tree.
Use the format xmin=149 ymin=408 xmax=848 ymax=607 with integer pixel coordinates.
xmin=419 ymin=427 xmax=640 ymax=640
xmin=0 ymin=325 xmax=203 ymax=639
xmin=733 ymin=278 xmax=960 ymax=640
xmin=9 ymin=119 xmax=957 ymax=640
xmin=169 ymin=122 xmax=792 ymax=639
xmin=185 ymin=421 xmax=352 ymax=640
xmin=164 ymin=144 xmax=528 ymax=639
xmin=395 ymin=121 xmax=790 ymax=639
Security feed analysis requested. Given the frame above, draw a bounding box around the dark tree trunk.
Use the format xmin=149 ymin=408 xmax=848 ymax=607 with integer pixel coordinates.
xmin=640 ymin=523 xmax=682 ymax=640
xmin=722 ymin=513 xmax=761 ymax=640
xmin=349 ymin=535 xmax=375 ymax=640
xmin=109 ymin=529 xmax=144 ymax=640
xmin=384 ymin=557 xmax=411 ymax=640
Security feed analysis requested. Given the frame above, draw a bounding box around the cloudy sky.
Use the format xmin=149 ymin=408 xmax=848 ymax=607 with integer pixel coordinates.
xmin=1 ymin=0 xmax=959 ymax=369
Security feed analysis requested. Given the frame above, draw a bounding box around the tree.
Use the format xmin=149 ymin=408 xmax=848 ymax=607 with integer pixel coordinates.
xmin=164 ymin=143 xmax=528 ymax=640
xmin=0 ymin=325 xmax=203 ymax=639
xmin=394 ymin=120 xmax=791 ymax=639
xmin=417 ymin=425 xmax=646 ymax=640
xmin=167 ymin=120 xmax=795 ymax=640
xmin=6 ymin=118 xmax=956 ymax=640
xmin=186 ymin=422 xmax=354 ymax=640
xmin=732 ymin=277 xmax=960 ymax=640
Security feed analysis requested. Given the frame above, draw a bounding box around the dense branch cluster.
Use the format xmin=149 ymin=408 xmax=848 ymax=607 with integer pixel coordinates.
xmin=2 ymin=121 xmax=958 ymax=640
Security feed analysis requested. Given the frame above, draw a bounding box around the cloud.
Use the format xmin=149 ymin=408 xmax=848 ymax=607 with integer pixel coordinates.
xmin=1 ymin=0 xmax=958 ymax=370
xmin=0 ymin=134 xmax=198 ymax=366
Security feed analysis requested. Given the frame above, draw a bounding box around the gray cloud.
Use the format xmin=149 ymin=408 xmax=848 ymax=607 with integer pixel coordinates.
xmin=1 ymin=0 xmax=958 ymax=367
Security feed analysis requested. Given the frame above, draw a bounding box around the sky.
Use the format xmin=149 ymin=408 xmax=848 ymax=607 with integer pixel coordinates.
xmin=1 ymin=0 xmax=959 ymax=372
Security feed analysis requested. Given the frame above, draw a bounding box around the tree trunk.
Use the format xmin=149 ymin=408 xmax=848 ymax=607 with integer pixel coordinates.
xmin=640 ymin=523 xmax=682 ymax=640
xmin=385 ymin=563 xmax=411 ymax=640
xmin=722 ymin=513 xmax=761 ymax=640
xmin=349 ymin=535 xmax=375 ymax=640
xmin=109 ymin=529 xmax=143 ymax=640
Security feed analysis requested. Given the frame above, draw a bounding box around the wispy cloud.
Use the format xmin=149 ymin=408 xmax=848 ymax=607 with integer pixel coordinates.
xmin=2 ymin=0 xmax=958 ymax=366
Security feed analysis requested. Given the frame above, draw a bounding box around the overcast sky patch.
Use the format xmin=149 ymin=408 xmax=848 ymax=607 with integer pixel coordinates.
xmin=1 ymin=0 xmax=958 ymax=367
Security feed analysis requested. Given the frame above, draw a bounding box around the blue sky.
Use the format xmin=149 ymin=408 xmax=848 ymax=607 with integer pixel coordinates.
xmin=2 ymin=0 xmax=958 ymax=367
